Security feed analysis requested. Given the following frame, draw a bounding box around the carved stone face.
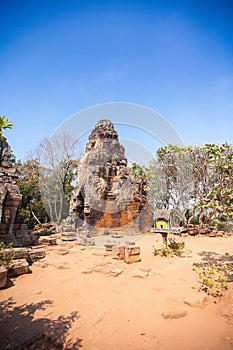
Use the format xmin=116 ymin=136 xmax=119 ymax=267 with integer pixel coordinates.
xmin=3 ymin=208 xmax=11 ymax=224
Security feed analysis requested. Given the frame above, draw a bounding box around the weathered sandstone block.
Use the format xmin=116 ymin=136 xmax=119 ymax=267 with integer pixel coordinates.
xmin=124 ymin=245 xmax=141 ymax=264
xmin=8 ymin=259 xmax=29 ymax=276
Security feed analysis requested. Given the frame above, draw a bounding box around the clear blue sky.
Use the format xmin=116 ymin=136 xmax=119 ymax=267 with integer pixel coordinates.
xmin=1 ymin=0 xmax=233 ymax=161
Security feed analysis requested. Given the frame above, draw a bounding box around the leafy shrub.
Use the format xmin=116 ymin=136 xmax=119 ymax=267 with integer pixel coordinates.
xmin=153 ymin=247 xmax=159 ymax=256
xmin=168 ymin=238 xmax=185 ymax=257
xmin=153 ymin=237 xmax=188 ymax=257
xmin=0 ymin=242 xmax=15 ymax=267
xmin=216 ymin=221 xmax=233 ymax=233
xmin=193 ymin=264 xmax=229 ymax=298
xmin=161 ymin=247 xmax=169 ymax=257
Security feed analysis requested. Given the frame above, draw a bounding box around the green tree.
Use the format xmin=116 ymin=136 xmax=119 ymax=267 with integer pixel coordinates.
xmin=155 ymin=145 xmax=195 ymax=225
xmin=0 ymin=116 xmax=13 ymax=140
xmin=17 ymin=159 xmax=49 ymax=227
xmin=194 ymin=143 xmax=233 ymax=223
xmin=149 ymin=143 xmax=233 ymax=226
xmin=131 ymin=162 xmax=146 ymax=178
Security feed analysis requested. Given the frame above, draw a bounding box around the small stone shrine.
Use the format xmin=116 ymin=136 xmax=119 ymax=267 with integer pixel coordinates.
xmin=65 ymin=119 xmax=151 ymax=236
xmin=0 ymin=140 xmax=33 ymax=246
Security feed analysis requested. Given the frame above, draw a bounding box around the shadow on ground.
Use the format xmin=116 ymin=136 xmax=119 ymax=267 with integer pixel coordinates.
xmin=197 ymin=251 xmax=233 ymax=282
xmin=0 ymin=298 xmax=82 ymax=349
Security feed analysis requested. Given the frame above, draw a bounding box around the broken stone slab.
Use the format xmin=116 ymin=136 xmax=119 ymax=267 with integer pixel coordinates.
xmin=50 ymin=262 xmax=70 ymax=270
xmin=93 ymin=262 xmax=113 ymax=274
xmin=28 ymin=247 xmax=46 ymax=263
xmin=7 ymin=259 xmax=29 ymax=277
xmin=92 ymin=263 xmax=123 ymax=276
xmin=110 ymin=268 xmax=124 ymax=277
xmin=55 ymin=248 xmax=69 ymax=255
xmin=132 ymin=270 xmax=149 ymax=278
xmin=93 ymin=265 xmax=114 ymax=274
xmin=38 ymin=236 xmax=57 ymax=245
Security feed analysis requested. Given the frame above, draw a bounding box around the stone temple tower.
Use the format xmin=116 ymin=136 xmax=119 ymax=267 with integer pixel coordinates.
xmin=0 ymin=140 xmax=33 ymax=246
xmin=68 ymin=119 xmax=151 ymax=233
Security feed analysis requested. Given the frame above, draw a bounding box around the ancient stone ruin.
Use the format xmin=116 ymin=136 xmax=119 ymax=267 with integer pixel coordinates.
xmin=63 ymin=119 xmax=151 ymax=239
xmin=0 ymin=140 xmax=34 ymax=246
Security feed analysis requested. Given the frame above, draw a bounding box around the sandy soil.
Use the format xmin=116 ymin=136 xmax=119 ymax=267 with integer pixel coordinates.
xmin=0 ymin=233 xmax=233 ymax=350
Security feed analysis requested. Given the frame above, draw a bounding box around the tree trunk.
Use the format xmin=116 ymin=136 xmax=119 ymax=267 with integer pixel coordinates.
xmin=30 ymin=208 xmax=42 ymax=225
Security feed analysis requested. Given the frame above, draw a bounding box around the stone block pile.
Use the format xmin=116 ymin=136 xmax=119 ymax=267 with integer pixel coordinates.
xmin=0 ymin=246 xmax=46 ymax=286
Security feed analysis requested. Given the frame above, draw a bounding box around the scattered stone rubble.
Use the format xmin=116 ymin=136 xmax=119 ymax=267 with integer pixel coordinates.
xmin=0 ymin=140 xmax=35 ymax=246
xmin=0 ymin=246 xmax=46 ymax=283
xmin=62 ymin=119 xmax=151 ymax=242
xmin=182 ymin=224 xmax=228 ymax=237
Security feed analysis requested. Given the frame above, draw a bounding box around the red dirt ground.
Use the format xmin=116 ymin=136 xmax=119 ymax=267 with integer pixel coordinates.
xmin=0 ymin=233 xmax=233 ymax=350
